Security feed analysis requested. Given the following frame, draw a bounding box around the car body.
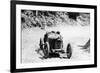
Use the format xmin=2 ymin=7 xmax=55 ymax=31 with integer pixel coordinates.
xmin=39 ymin=31 xmax=72 ymax=59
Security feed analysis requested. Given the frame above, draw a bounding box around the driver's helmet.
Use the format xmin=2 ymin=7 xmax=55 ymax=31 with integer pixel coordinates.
xmin=56 ymin=31 xmax=60 ymax=34
xmin=51 ymin=31 xmax=55 ymax=33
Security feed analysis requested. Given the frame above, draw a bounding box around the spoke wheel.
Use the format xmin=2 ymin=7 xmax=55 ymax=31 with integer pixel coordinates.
xmin=66 ymin=43 xmax=72 ymax=59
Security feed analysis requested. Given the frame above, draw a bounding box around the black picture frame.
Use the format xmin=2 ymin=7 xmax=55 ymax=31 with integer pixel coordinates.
xmin=10 ymin=0 xmax=97 ymax=73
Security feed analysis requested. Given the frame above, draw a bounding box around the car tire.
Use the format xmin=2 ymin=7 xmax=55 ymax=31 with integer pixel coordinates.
xmin=40 ymin=38 xmax=43 ymax=49
xmin=66 ymin=43 xmax=72 ymax=59
xmin=43 ymin=42 xmax=50 ymax=58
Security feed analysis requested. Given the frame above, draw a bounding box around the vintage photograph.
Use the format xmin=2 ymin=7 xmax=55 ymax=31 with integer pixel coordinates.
xmin=11 ymin=1 xmax=97 ymax=72
xmin=21 ymin=10 xmax=91 ymax=63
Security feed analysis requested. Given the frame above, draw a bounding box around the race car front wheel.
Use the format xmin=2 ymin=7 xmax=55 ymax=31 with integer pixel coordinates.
xmin=66 ymin=43 xmax=72 ymax=59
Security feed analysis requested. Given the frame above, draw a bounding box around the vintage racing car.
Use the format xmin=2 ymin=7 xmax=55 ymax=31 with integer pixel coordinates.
xmin=39 ymin=31 xmax=72 ymax=59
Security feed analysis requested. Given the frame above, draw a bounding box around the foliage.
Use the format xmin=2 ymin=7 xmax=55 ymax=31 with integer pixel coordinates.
xmin=21 ymin=10 xmax=90 ymax=29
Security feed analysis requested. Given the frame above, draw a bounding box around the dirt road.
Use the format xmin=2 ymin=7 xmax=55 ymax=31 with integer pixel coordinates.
xmin=22 ymin=25 xmax=90 ymax=63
